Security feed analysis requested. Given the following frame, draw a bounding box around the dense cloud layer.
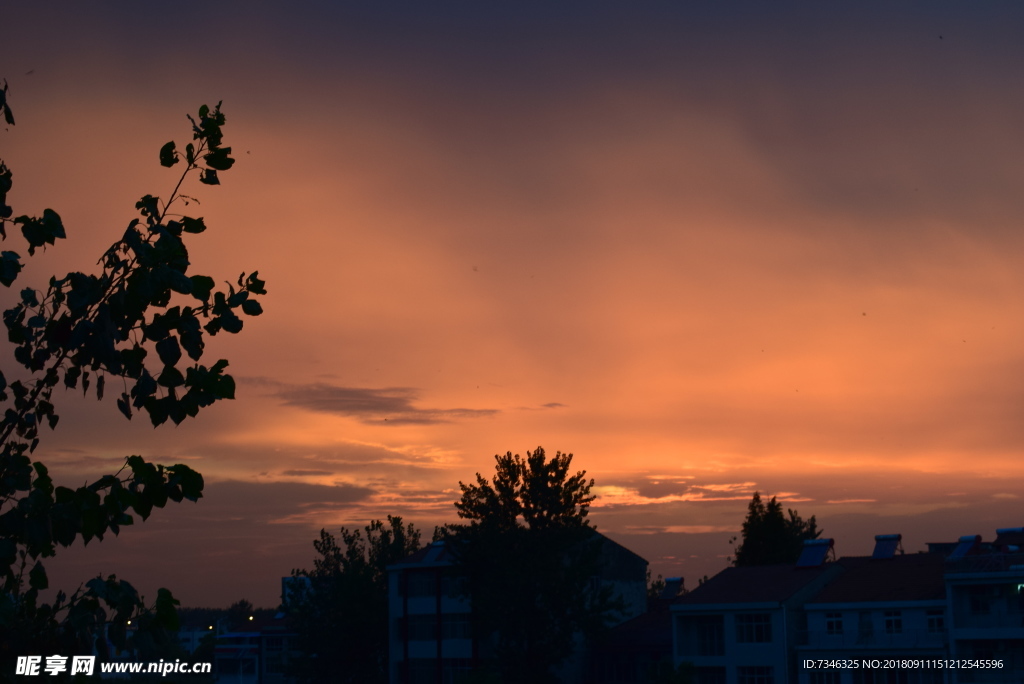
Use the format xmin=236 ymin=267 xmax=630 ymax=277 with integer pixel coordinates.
xmin=5 ymin=2 xmax=1024 ymax=605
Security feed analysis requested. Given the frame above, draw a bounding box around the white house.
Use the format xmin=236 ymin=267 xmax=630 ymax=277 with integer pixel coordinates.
xmin=796 ymin=538 xmax=948 ymax=684
xmin=671 ymin=540 xmax=843 ymax=684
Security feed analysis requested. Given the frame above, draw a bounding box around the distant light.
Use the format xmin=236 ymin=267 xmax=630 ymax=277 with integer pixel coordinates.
xmin=248 ymin=616 xmax=254 ymax=621
xmin=209 ymin=626 xmax=213 ymax=630
xmin=126 ymin=620 xmax=131 ymax=625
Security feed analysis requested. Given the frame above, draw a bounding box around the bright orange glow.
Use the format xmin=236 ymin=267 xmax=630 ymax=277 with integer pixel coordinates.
xmin=4 ymin=4 xmax=1024 ymax=607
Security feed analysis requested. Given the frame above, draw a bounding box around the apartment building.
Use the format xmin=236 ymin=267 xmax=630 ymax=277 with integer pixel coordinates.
xmin=797 ymin=538 xmax=948 ymax=684
xmin=671 ymin=529 xmax=1024 ymax=684
xmin=671 ymin=541 xmax=843 ymax=684
xmin=386 ymin=533 xmax=648 ymax=684
xmin=943 ymin=528 xmax=1024 ymax=681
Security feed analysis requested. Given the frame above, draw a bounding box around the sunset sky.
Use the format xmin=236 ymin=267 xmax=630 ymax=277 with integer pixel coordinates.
xmin=3 ymin=2 xmax=1024 ymax=608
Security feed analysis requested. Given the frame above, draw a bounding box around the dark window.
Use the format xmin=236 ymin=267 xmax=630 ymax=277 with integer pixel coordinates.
xmin=407 ymin=659 xmax=437 ymax=684
xmin=694 ymin=667 xmax=727 ymax=684
xmin=926 ymin=609 xmax=944 ymax=634
xmin=441 ymin=613 xmax=472 ymax=640
xmin=694 ymin=615 xmax=725 ymax=656
xmin=264 ymin=636 xmax=283 ymax=652
xmin=441 ymin=658 xmax=473 ymax=684
xmin=884 ymin=610 xmax=902 ymax=635
xmin=736 ymin=613 xmax=772 ymax=643
xmin=968 ymin=640 xmax=997 ymax=660
xmin=408 ymin=572 xmax=437 ymax=598
xmin=265 ymin=654 xmax=285 ymax=675
xmin=596 ymin=654 xmax=635 ymax=683
xmin=216 ymin=658 xmax=256 ymax=677
xmin=809 ymin=672 xmax=841 ymax=684
xmin=737 ymin=665 xmax=773 ymax=684
xmin=440 ymin=574 xmax=468 ymax=598
xmin=825 ymin=612 xmax=843 ymax=635
xmin=856 ymin=611 xmax=874 ymax=644
xmin=968 ymin=586 xmax=999 ymax=615
xmin=853 ymin=671 xmax=910 ymax=684
xmin=407 ymin=615 xmax=438 ymax=641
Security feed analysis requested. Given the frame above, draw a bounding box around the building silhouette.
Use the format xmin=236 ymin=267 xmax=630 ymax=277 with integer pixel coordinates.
xmin=386 ymin=533 xmax=648 ymax=684
xmin=670 ymin=528 xmax=1024 ymax=684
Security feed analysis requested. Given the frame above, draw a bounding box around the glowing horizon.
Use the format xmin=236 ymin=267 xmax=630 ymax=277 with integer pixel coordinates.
xmin=4 ymin=2 xmax=1024 ymax=607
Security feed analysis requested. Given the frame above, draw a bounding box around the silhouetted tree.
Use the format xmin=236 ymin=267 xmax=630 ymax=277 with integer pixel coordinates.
xmin=646 ymin=570 xmax=666 ymax=601
xmin=226 ymin=599 xmax=254 ymax=631
xmin=0 ymin=84 xmax=265 ymax=667
xmin=731 ymin=491 xmax=820 ymax=566
xmin=443 ymin=447 xmax=621 ymax=684
xmin=289 ymin=516 xmax=422 ymax=684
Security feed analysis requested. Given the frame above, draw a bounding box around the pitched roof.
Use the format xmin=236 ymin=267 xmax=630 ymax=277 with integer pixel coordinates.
xmin=593 ymin=532 xmax=649 ymax=581
xmin=389 ymin=540 xmax=457 ymax=568
xmin=601 ymin=598 xmax=673 ymax=650
xmin=808 ymin=553 xmax=945 ymax=604
xmin=675 ymin=563 xmax=836 ymax=606
xmin=388 ymin=530 xmax=648 ymax=577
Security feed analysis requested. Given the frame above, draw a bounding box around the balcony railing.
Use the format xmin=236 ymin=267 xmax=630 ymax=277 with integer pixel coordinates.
xmin=950 ymin=613 xmax=1024 ymax=630
xmin=796 ymin=628 xmax=946 ymax=650
xmin=945 ymin=553 xmax=1024 ymax=574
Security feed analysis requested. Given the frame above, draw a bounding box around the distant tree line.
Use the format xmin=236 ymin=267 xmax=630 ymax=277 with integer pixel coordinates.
xmin=286 ymin=457 xmax=821 ymax=683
